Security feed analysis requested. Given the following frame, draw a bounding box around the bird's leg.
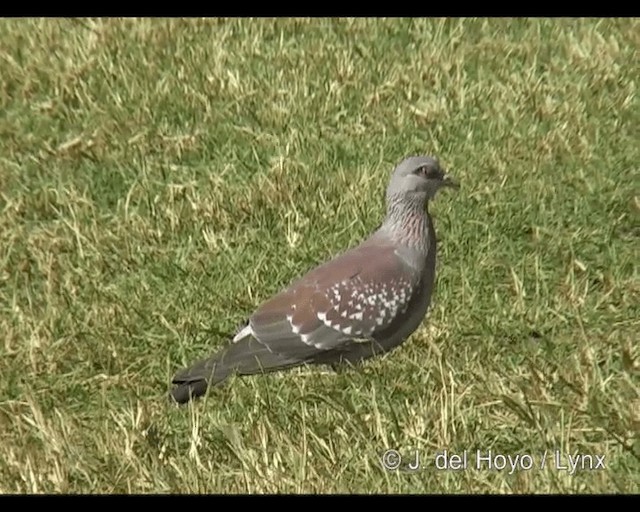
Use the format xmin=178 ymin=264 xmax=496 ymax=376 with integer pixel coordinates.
xmin=329 ymin=361 xmax=357 ymax=374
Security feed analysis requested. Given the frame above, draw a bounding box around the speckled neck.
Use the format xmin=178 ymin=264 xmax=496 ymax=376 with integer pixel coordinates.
xmin=378 ymin=193 xmax=431 ymax=255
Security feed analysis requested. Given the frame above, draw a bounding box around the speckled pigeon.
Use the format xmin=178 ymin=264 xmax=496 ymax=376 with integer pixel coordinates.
xmin=170 ymin=155 xmax=458 ymax=404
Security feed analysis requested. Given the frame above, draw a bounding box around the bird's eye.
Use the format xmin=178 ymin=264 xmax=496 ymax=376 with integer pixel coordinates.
xmin=417 ymin=165 xmax=437 ymax=178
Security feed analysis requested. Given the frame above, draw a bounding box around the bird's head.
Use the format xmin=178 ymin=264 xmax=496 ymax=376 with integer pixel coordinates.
xmin=386 ymin=155 xmax=459 ymax=204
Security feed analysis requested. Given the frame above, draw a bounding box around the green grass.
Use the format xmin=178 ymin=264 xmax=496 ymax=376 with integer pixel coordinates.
xmin=0 ymin=17 xmax=638 ymax=494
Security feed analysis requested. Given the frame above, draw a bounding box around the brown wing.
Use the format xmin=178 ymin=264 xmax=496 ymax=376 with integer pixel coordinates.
xmin=238 ymin=243 xmax=421 ymax=359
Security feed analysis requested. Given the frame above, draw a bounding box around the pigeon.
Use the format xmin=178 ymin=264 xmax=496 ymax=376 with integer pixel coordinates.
xmin=170 ymin=155 xmax=458 ymax=404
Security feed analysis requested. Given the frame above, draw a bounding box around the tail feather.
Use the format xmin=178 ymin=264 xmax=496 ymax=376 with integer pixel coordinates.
xmin=170 ymin=336 xmax=303 ymax=404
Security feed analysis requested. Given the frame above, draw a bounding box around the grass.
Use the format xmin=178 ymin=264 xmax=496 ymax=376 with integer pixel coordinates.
xmin=0 ymin=17 xmax=638 ymax=494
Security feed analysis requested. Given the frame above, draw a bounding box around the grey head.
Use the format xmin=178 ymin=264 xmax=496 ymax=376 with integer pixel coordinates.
xmin=386 ymin=155 xmax=459 ymax=204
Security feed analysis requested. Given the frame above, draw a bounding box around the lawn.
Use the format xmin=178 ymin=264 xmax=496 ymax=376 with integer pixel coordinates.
xmin=0 ymin=17 xmax=638 ymax=493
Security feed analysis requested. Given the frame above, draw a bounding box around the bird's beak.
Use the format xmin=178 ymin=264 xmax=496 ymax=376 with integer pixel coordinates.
xmin=442 ymin=173 xmax=460 ymax=189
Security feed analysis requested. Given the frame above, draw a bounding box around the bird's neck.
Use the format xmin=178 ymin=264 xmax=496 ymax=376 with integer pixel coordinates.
xmin=378 ymin=194 xmax=432 ymax=254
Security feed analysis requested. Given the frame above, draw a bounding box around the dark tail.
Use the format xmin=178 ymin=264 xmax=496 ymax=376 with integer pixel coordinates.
xmin=170 ymin=336 xmax=304 ymax=404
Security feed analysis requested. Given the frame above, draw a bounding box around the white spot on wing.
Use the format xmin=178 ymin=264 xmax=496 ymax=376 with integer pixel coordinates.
xmin=286 ymin=314 xmax=302 ymax=334
xmin=232 ymin=324 xmax=253 ymax=343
